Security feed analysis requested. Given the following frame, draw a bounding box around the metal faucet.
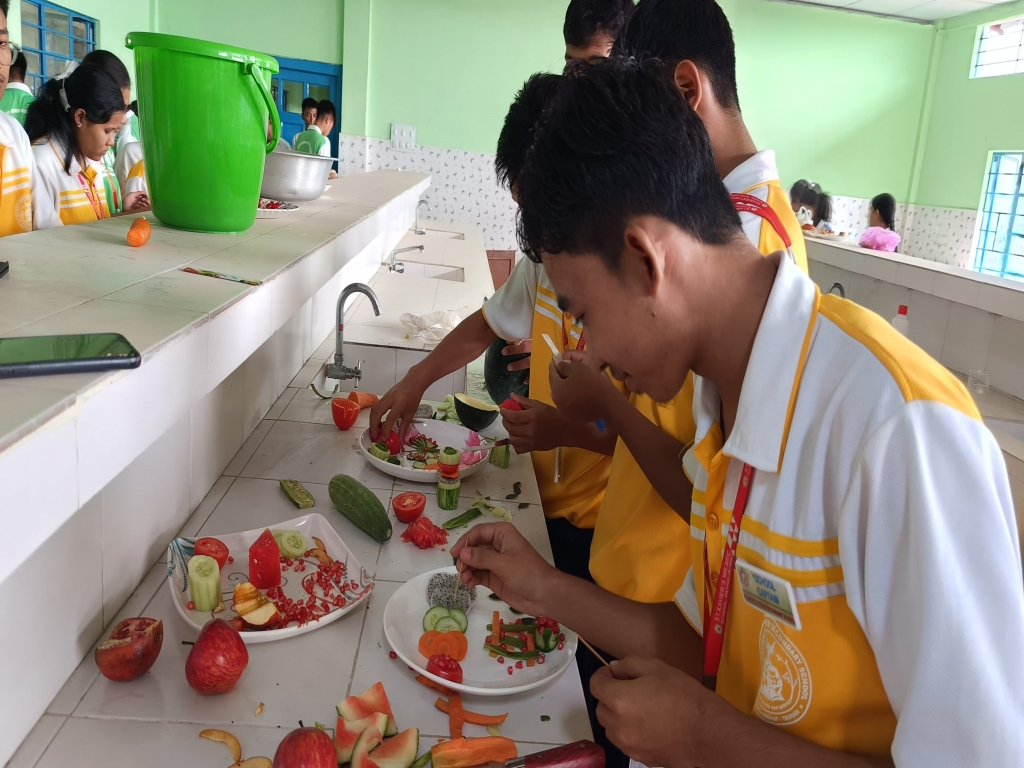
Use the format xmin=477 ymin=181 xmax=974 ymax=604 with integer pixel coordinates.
xmin=389 ymin=245 xmax=423 ymax=274
xmin=325 ymin=283 xmax=382 ymax=383
xmin=415 ymin=200 xmax=432 ymax=235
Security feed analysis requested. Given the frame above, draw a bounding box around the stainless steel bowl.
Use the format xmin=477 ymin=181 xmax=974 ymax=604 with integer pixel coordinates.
xmin=260 ymin=148 xmax=335 ymax=202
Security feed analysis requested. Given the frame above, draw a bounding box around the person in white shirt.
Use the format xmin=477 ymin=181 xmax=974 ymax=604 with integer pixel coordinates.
xmin=452 ymin=56 xmax=1024 ymax=768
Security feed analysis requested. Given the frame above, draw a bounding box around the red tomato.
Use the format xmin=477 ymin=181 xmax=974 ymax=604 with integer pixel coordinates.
xmin=331 ymin=398 xmax=361 ymax=430
xmin=392 ymin=492 xmax=426 ymax=523
xmin=194 ymin=537 xmax=229 ymax=570
xmin=386 ymin=430 xmax=402 ymax=456
xmin=401 ymin=516 xmax=449 ymax=549
xmin=426 ymin=653 xmax=463 ymax=684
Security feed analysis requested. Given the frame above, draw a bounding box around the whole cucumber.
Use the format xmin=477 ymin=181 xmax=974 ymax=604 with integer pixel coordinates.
xmin=329 ymin=474 xmax=393 ymax=543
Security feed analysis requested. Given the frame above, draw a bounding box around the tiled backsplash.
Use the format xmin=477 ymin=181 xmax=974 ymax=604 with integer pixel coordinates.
xmin=338 ymin=135 xmax=982 ymax=267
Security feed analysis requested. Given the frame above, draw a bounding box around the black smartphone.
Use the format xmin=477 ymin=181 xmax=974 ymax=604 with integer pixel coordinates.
xmin=0 ymin=333 xmax=141 ymax=379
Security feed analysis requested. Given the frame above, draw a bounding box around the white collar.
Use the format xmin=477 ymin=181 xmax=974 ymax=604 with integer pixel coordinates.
xmin=5 ymin=82 xmax=33 ymax=95
xmin=722 ymin=150 xmax=780 ymax=195
xmin=307 ymin=125 xmax=324 ymax=135
xmin=694 ymin=255 xmax=819 ymax=473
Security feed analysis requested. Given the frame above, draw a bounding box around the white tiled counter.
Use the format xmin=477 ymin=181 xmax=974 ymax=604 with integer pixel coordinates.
xmin=0 ymin=172 xmax=432 ymax=763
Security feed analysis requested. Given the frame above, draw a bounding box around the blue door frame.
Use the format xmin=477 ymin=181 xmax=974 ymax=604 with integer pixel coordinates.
xmin=271 ymin=57 xmax=342 ymax=161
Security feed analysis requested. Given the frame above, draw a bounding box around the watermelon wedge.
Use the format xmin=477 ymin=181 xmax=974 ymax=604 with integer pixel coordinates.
xmin=351 ymin=725 xmax=383 ymax=768
xmin=369 ymin=728 xmax=420 ymax=768
xmin=336 ymin=712 xmax=389 ymax=763
xmin=338 ymin=682 xmax=398 ymax=736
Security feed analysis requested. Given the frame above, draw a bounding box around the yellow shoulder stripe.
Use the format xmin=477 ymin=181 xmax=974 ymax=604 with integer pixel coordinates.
xmin=741 ymin=516 xmax=840 ymax=558
xmin=735 ymin=545 xmax=844 ymax=587
xmin=819 ymin=295 xmax=979 ymax=420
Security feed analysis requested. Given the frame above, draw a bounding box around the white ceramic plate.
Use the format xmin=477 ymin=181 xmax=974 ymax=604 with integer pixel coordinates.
xmin=167 ymin=513 xmax=373 ymax=643
xmin=358 ymin=419 xmax=491 ymax=484
xmin=804 ymin=231 xmax=849 ymax=242
xmin=383 ymin=566 xmax=577 ymax=696
xmin=256 ymin=199 xmax=299 ymax=219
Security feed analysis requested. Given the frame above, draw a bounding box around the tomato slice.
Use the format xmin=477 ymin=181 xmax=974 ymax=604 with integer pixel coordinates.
xmin=194 ymin=537 xmax=229 ymax=570
xmin=386 ymin=430 xmax=402 ymax=456
xmin=331 ymin=398 xmax=361 ymax=430
xmin=427 ymin=653 xmax=463 ymax=684
xmin=393 ymin=492 xmax=426 ymax=523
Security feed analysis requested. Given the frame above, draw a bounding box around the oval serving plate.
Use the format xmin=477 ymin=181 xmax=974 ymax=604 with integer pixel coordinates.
xmin=383 ymin=566 xmax=578 ymax=696
xmin=358 ymin=419 xmax=490 ymax=484
xmin=167 ymin=513 xmax=373 ymax=643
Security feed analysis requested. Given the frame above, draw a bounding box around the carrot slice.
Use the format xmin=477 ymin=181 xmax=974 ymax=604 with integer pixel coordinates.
xmin=127 ymin=217 xmax=151 ymax=247
xmin=448 ymin=692 xmax=465 ymax=740
xmin=348 ymin=391 xmax=379 ymax=408
xmin=525 ymin=631 xmax=535 ymax=667
xmin=416 ymin=674 xmax=451 ymax=695
xmin=419 ymin=630 xmax=441 ymax=657
xmin=451 ymin=631 xmax=468 ymax=661
xmin=431 ymin=737 xmax=517 ymax=768
xmin=435 ymin=698 xmax=509 ymax=726
xmin=490 ymin=611 xmax=500 ymax=658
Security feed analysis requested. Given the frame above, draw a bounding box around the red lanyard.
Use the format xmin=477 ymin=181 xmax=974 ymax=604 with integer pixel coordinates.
xmin=697 ymin=192 xmax=786 ymax=691
xmin=702 ymin=462 xmax=755 ymax=690
xmin=77 ymin=171 xmax=107 ymax=221
xmin=730 ymin=192 xmax=796 ymax=262
xmin=561 ymin=315 xmax=586 ymax=352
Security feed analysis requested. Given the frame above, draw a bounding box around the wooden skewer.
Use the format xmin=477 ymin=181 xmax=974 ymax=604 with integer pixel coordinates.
xmin=578 ymin=636 xmax=610 ymax=667
xmin=453 ymin=561 xmax=462 ymax=604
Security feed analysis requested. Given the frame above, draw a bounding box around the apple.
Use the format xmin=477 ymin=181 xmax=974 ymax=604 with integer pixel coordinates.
xmin=95 ymin=617 xmax=163 ymax=682
xmin=185 ymin=618 xmax=248 ymax=695
xmin=233 ymin=581 xmax=280 ymax=628
xmin=273 ymin=727 xmax=337 ymax=768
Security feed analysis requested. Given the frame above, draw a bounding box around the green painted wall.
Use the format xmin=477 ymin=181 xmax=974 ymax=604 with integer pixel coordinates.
xmin=913 ymin=1 xmax=1024 ymax=211
xmin=342 ymin=0 xmax=372 ymax=136
xmin=352 ymin=0 xmax=934 ymax=204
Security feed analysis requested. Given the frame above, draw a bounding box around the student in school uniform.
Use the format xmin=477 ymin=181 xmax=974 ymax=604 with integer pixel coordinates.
xmin=563 ymin=0 xmax=635 ymax=64
xmin=293 ymin=99 xmax=336 ymax=178
xmin=0 ymin=2 xmax=51 ymax=236
xmin=0 ymin=51 xmax=33 ymax=125
xmin=294 ymin=96 xmax=317 ymax=145
xmin=25 ymin=63 xmax=146 ymax=227
xmin=452 ymin=58 xmax=1024 ymax=768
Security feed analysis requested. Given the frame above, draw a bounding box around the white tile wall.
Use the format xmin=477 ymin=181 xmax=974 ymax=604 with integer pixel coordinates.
xmin=941 ymin=303 xmax=996 ymax=375
xmin=987 ymin=316 xmax=1024 ymax=401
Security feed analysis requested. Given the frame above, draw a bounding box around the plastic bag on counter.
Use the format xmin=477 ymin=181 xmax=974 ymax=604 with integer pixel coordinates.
xmin=400 ymin=308 xmax=469 ymax=345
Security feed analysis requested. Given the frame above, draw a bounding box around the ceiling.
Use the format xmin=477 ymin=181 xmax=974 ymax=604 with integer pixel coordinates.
xmin=778 ymin=0 xmax=1020 ymax=21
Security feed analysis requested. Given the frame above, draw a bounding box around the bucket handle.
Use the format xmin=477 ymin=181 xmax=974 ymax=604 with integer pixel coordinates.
xmin=248 ymin=62 xmax=281 ymax=154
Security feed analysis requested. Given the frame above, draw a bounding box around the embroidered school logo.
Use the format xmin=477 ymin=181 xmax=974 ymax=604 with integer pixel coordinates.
xmin=753 ymin=618 xmax=812 ymax=726
xmin=15 ymin=193 xmax=32 ymax=232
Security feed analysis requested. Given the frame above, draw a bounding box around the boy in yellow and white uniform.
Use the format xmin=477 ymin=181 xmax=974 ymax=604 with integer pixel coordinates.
xmin=114 ymin=138 xmax=146 ymax=198
xmin=0 ymin=108 xmax=48 ymax=235
xmin=32 ymin=137 xmax=110 ymax=227
xmin=453 ymin=57 xmax=1024 ymax=767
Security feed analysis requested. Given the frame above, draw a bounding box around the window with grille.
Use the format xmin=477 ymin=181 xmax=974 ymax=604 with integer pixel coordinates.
xmin=974 ymin=152 xmax=1024 ymax=282
xmin=971 ymin=16 xmax=1024 ymax=79
xmin=19 ymin=0 xmax=96 ymax=95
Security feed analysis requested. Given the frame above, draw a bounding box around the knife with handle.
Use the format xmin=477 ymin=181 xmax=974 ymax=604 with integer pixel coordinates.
xmin=472 ymin=741 xmax=606 ymax=768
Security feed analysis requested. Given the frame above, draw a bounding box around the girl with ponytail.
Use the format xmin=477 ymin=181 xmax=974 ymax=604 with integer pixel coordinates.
xmin=859 ymin=193 xmax=902 ymax=252
xmin=25 ymin=62 xmax=148 ymax=227
xmin=789 ymin=179 xmax=835 ymax=233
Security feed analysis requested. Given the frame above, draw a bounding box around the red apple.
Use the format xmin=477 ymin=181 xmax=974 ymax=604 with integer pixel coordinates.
xmin=95 ymin=617 xmax=164 ymax=682
xmin=273 ymin=727 xmax=337 ymax=768
xmin=185 ymin=618 xmax=248 ymax=695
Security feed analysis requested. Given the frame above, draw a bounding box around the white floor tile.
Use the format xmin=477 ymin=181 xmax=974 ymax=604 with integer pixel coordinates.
xmin=280 ymin=385 xmax=372 ymax=430
xmin=266 ymin=387 xmax=299 ymax=420
xmin=224 ymin=420 xmax=275 ymax=477
xmin=349 ymin=581 xmax=592 ymax=746
xmin=4 ymin=714 xmax=65 ymax=768
xmin=195 ymin=477 xmax=384 ymax=579
xmin=237 ymin=420 xmax=396 ymax=490
xmin=73 ymin=586 xmax=369 ymax=730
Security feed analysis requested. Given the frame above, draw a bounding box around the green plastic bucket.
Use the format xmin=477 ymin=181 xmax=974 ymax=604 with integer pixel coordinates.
xmin=125 ymin=33 xmax=281 ymax=233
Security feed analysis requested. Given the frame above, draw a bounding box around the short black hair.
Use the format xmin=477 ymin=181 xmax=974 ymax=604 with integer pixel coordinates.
xmin=618 ymin=0 xmax=740 ymax=112
xmin=11 ymin=51 xmax=27 ymax=80
xmin=790 ymin=180 xmax=833 ymax=226
xmin=495 ymin=73 xmax=562 ymax=191
xmin=516 ymin=57 xmax=741 ymax=268
xmin=316 ymin=99 xmax=336 ymax=121
xmin=871 ymin=193 xmax=897 ymax=230
xmin=0 ymin=1 xmax=9 ymax=17
xmin=301 ymin=97 xmax=318 ymax=111
xmin=564 ymin=0 xmax=635 ymax=49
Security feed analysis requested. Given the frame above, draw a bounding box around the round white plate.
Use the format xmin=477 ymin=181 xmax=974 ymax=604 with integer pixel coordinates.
xmin=383 ymin=566 xmax=578 ymax=696
xmin=358 ymin=419 xmax=490 ymax=484
xmin=256 ymin=199 xmax=299 ymax=219
xmin=167 ymin=513 xmax=373 ymax=643
xmin=804 ymin=231 xmax=849 ymax=242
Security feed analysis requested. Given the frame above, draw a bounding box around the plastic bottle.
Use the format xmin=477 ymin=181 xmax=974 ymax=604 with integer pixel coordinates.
xmin=891 ymin=305 xmax=910 ymax=337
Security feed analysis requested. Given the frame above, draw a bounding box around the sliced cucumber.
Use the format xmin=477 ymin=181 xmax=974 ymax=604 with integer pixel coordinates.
xmin=422 ymin=606 xmax=451 ymax=632
xmin=280 ymin=479 xmax=314 ymax=509
xmin=433 ymin=616 xmax=462 ymax=633
xmin=187 ymin=555 xmax=221 ymax=612
xmin=412 ymin=461 xmax=427 ymax=470
xmin=276 ymin=530 xmax=308 ymax=559
xmin=448 ymin=608 xmax=468 ymax=632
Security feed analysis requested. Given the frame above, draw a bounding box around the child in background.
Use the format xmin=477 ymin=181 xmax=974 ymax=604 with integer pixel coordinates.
xmin=0 ymin=0 xmax=51 ymax=235
xmin=859 ymin=192 xmax=901 ymax=252
xmin=0 ymin=51 xmax=33 ymax=125
xmin=563 ymin=0 xmax=635 ymax=64
xmin=790 ymin=178 xmax=834 ymax=233
xmin=293 ymin=99 xmax=336 ymax=177
xmin=295 ymin=96 xmax=317 ymax=143
xmin=25 ymin=63 xmax=146 ymax=227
